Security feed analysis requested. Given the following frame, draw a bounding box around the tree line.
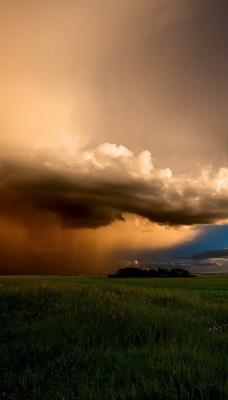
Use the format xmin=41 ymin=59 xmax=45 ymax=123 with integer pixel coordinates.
xmin=109 ymin=267 xmax=195 ymax=278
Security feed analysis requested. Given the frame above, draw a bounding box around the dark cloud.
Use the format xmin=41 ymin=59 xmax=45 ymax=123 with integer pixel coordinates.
xmin=1 ymin=143 xmax=227 ymax=229
xmin=187 ymin=248 xmax=228 ymax=260
xmin=34 ymin=197 xmax=124 ymax=229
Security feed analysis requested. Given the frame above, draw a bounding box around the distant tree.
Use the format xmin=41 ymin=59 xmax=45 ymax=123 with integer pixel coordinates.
xmin=169 ymin=268 xmax=190 ymax=277
xmin=158 ymin=268 xmax=169 ymax=276
xmin=109 ymin=267 xmax=192 ymax=278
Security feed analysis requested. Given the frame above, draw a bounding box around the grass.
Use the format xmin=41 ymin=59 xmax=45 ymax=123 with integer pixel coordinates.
xmin=0 ymin=276 xmax=228 ymax=399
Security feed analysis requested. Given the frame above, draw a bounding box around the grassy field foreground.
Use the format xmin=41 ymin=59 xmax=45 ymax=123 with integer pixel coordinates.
xmin=0 ymin=276 xmax=228 ymax=399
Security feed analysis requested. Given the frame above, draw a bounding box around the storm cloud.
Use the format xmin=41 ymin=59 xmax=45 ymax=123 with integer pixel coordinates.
xmin=0 ymin=0 xmax=228 ymax=274
xmin=1 ymin=143 xmax=228 ymax=229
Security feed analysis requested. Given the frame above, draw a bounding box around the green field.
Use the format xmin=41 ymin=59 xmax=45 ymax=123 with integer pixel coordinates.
xmin=0 ymin=276 xmax=228 ymax=399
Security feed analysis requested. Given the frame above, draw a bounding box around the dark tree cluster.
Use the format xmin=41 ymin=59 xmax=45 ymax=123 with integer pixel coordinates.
xmin=109 ymin=267 xmax=193 ymax=278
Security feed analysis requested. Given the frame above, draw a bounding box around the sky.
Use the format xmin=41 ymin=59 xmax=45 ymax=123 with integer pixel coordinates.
xmin=0 ymin=0 xmax=228 ymax=274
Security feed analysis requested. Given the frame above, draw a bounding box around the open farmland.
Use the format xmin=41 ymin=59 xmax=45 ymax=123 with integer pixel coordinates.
xmin=0 ymin=275 xmax=228 ymax=400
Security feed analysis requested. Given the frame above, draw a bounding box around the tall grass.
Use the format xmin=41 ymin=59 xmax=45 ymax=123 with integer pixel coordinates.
xmin=0 ymin=277 xmax=227 ymax=399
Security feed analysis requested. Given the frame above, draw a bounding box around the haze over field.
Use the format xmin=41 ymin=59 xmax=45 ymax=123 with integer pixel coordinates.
xmin=0 ymin=0 xmax=228 ymax=274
